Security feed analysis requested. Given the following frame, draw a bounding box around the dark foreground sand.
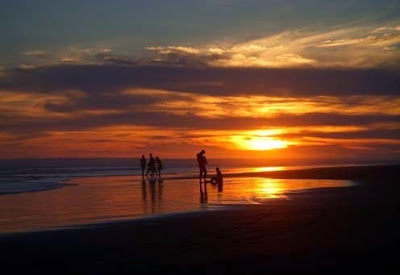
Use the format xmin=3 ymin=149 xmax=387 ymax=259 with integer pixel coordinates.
xmin=1 ymin=165 xmax=399 ymax=274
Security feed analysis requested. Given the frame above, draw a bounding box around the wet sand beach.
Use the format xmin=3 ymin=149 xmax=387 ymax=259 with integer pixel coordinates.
xmin=1 ymin=164 xmax=399 ymax=274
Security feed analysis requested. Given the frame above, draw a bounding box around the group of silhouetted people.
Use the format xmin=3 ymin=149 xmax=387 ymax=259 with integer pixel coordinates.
xmin=196 ymin=149 xmax=223 ymax=193
xmin=140 ymin=153 xmax=163 ymax=179
xmin=139 ymin=150 xmax=223 ymax=195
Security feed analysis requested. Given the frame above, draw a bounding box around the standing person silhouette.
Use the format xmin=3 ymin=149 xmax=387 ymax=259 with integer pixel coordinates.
xmin=140 ymin=155 xmax=146 ymax=179
xmin=196 ymin=149 xmax=207 ymax=184
xmin=155 ymin=156 xmax=163 ymax=178
xmin=146 ymin=153 xmax=156 ymax=177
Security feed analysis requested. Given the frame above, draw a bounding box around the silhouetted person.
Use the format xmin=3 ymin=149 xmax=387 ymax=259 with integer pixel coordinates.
xmin=146 ymin=153 xmax=156 ymax=177
xmin=155 ymin=156 xmax=163 ymax=178
xmin=140 ymin=155 xmax=146 ymax=179
xmin=196 ymin=149 xmax=207 ymax=183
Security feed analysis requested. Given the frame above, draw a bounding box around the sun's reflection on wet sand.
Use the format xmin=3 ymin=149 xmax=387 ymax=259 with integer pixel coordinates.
xmin=217 ymin=177 xmax=354 ymax=203
xmin=256 ymin=179 xmax=285 ymax=199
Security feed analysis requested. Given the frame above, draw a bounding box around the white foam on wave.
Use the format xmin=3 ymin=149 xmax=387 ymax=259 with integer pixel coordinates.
xmin=0 ymin=176 xmax=73 ymax=195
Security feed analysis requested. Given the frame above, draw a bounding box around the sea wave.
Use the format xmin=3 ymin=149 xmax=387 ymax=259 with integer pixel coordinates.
xmin=0 ymin=176 xmax=75 ymax=195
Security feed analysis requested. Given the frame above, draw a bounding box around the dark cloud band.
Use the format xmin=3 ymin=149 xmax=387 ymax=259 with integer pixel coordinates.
xmin=1 ymin=64 xmax=399 ymax=96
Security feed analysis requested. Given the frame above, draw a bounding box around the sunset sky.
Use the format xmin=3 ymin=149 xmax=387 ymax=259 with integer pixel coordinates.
xmin=0 ymin=0 xmax=399 ymax=161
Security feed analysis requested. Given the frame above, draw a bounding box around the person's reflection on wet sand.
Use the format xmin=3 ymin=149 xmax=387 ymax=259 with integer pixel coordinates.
xmin=200 ymin=192 xmax=208 ymax=204
xmin=149 ymin=178 xmax=157 ymax=213
xmin=141 ymin=179 xmax=147 ymax=214
xmin=142 ymin=178 xmax=164 ymax=214
xmin=158 ymin=179 xmax=163 ymax=200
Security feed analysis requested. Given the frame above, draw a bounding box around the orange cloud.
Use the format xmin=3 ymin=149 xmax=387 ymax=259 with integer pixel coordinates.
xmin=0 ymin=91 xmax=71 ymax=119
xmin=123 ymin=89 xmax=400 ymax=118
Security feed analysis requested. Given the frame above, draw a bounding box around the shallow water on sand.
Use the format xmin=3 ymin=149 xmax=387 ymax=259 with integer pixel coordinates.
xmin=0 ymin=175 xmax=353 ymax=233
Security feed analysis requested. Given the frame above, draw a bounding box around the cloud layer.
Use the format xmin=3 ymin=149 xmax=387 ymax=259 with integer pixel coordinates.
xmin=143 ymin=25 xmax=400 ymax=69
xmin=0 ymin=60 xmax=399 ymax=159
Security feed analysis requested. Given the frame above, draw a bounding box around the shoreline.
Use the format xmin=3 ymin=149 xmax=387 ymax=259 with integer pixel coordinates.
xmin=1 ymin=164 xmax=399 ymax=273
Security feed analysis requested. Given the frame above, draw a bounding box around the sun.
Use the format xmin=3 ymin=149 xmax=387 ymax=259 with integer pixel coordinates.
xmin=245 ymin=137 xmax=288 ymax=150
xmin=228 ymin=129 xmax=292 ymax=151
xmin=231 ymin=136 xmax=289 ymax=151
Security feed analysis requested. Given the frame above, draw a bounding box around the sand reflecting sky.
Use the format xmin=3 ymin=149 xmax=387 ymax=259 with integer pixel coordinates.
xmin=0 ymin=175 xmax=353 ymax=232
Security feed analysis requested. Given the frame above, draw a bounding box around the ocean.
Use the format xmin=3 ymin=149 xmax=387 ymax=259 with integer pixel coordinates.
xmin=0 ymin=157 xmax=383 ymax=194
